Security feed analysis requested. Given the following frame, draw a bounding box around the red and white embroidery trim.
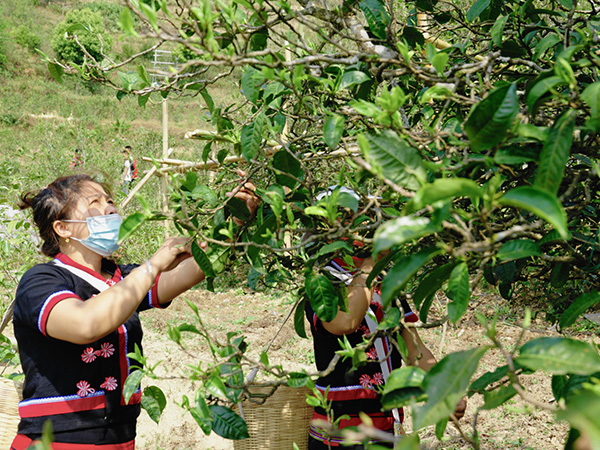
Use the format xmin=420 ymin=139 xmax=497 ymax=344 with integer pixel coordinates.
xmin=81 ymin=347 xmax=97 ymax=363
xmin=366 ymin=348 xmax=378 ymax=360
xmin=359 ymin=374 xmax=372 ymax=388
xmin=372 ymin=372 xmax=384 ymax=385
xmin=76 ymin=380 xmax=96 ymax=397
xmin=80 ymin=342 xmax=115 ymax=363
xmin=100 ymin=376 xmax=118 ymax=391
xmin=98 ymin=342 xmax=115 ymax=358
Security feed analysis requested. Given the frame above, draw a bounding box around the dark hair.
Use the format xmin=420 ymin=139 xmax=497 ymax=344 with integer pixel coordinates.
xmin=19 ymin=174 xmax=112 ymax=257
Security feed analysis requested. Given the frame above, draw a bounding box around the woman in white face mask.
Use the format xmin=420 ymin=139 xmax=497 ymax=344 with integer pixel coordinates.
xmin=10 ymin=174 xmax=257 ymax=450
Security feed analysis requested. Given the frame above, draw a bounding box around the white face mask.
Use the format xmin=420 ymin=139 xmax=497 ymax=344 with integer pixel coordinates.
xmin=63 ymin=214 xmax=122 ymax=257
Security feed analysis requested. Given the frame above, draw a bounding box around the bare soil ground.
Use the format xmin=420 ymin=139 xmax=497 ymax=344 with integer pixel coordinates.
xmin=135 ymin=288 xmax=585 ymax=450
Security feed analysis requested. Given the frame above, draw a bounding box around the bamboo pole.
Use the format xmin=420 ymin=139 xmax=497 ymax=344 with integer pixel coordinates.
xmin=141 ymin=146 xmax=362 ymax=174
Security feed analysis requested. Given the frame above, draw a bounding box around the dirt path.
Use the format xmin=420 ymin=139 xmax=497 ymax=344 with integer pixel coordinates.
xmin=135 ymin=288 xmax=573 ymax=450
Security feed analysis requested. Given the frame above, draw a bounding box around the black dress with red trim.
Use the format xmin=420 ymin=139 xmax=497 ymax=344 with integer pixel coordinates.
xmin=304 ymin=257 xmax=418 ymax=446
xmin=12 ymin=253 xmax=169 ymax=443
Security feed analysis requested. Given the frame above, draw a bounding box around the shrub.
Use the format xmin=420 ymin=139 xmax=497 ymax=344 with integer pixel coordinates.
xmin=51 ymin=7 xmax=113 ymax=65
xmin=11 ymin=25 xmax=41 ymax=52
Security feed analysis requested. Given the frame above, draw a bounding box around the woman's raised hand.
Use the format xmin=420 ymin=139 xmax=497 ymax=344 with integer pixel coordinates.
xmin=149 ymin=237 xmax=198 ymax=273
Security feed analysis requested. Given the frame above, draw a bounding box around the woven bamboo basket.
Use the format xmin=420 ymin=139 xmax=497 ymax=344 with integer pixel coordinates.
xmin=234 ymin=385 xmax=313 ymax=450
xmin=0 ymin=377 xmax=22 ymax=449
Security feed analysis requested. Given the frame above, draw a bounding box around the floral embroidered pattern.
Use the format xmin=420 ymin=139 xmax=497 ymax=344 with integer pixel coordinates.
xmin=372 ymin=372 xmax=384 ymax=385
xmin=366 ymin=348 xmax=378 ymax=360
xmin=76 ymin=380 xmax=96 ymax=397
xmin=359 ymin=374 xmax=372 ymax=388
xmin=100 ymin=376 xmax=118 ymax=391
xmin=358 ymin=325 xmax=370 ymax=336
xmin=81 ymin=347 xmax=97 ymax=363
xmin=81 ymin=342 xmax=115 ymax=363
xmin=98 ymin=342 xmax=115 ymax=358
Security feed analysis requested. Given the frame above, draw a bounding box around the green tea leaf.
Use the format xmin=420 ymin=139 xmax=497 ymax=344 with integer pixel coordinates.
xmin=305 ymin=272 xmax=339 ymax=322
xmin=119 ymin=7 xmax=139 ymax=36
xmin=466 ymin=0 xmax=490 ymax=22
xmin=446 ymin=262 xmax=470 ymax=323
xmin=491 ymin=15 xmax=508 ymax=47
xmin=582 ymin=82 xmax=600 ymax=132
xmin=323 ymin=115 xmax=345 ymax=149
xmin=192 ymin=240 xmax=216 ymax=278
xmin=431 ymin=52 xmax=449 ymax=74
xmin=209 ymin=405 xmax=250 ymax=440
xmin=339 ymin=71 xmax=371 ymax=91
xmin=373 ymin=215 xmax=439 ymax=255
xmin=534 ymin=109 xmax=576 ymax=195
xmin=141 ymin=386 xmax=167 ymax=424
xmin=408 ymin=178 xmax=482 ymax=212
xmin=240 ymin=113 xmax=265 ymax=161
xmin=272 ymin=149 xmax=303 ymax=188
xmin=560 ymin=292 xmax=600 ymax=330
xmin=481 ymin=385 xmax=517 ymax=410
xmin=464 ymin=83 xmax=519 ymax=151
xmin=516 ymin=337 xmax=600 ymax=375
xmin=123 ymin=370 xmax=144 ymax=404
xmin=527 ymin=75 xmax=567 ymax=115
xmin=381 ymin=247 xmax=441 ymax=308
xmin=413 ymin=262 xmax=457 ymax=311
xmin=413 ymin=347 xmax=487 ymax=429
xmin=498 ymin=186 xmax=569 ymax=239
xmin=359 ymin=0 xmax=389 ymax=40
xmin=241 ymin=67 xmax=264 ymax=105
xmin=497 ymin=239 xmax=542 ymax=261
xmin=119 ymin=212 xmax=148 ymax=242
xmin=362 ymin=130 xmax=427 ymax=190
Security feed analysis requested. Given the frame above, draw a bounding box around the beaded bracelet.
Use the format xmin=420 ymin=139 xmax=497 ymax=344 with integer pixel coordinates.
xmin=139 ymin=259 xmax=155 ymax=278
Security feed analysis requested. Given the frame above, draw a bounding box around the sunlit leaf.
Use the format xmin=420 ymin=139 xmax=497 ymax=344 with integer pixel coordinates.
xmin=407 ymin=178 xmax=482 ymax=213
xmin=446 ymin=262 xmax=470 ymax=323
xmin=498 ymin=186 xmax=569 ymax=239
xmin=413 ymin=347 xmax=487 ymax=429
xmin=119 ymin=8 xmax=139 ymax=36
xmin=119 ymin=212 xmax=148 ymax=242
xmin=373 ymin=215 xmax=439 ymax=255
xmin=323 ymin=115 xmax=345 ymax=149
xmin=516 ymin=337 xmax=600 ymax=375
xmin=141 ymin=386 xmax=167 ymax=424
xmin=123 ymin=370 xmax=144 ymax=404
xmin=361 ymin=130 xmax=427 ymax=190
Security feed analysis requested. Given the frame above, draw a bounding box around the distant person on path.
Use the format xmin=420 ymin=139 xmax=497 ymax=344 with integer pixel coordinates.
xmin=120 ymin=147 xmax=133 ymax=195
xmin=10 ymin=173 xmax=259 ymax=449
xmin=305 ymin=186 xmax=466 ymax=449
xmin=69 ymin=148 xmax=84 ymax=169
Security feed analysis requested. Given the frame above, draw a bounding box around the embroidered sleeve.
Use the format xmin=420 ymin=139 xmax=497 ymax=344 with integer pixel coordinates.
xmin=14 ymin=265 xmax=82 ymax=336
